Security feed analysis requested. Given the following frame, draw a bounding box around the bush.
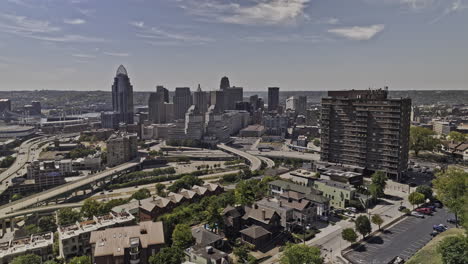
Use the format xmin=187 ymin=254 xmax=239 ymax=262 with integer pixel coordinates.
xmin=0 ymin=156 xmax=16 ymax=168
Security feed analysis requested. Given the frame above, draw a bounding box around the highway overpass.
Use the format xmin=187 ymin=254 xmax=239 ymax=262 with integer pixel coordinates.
xmin=217 ymin=144 xmax=262 ymax=171
xmin=248 ymin=150 xmax=320 ymax=162
xmin=0 ymin=159 xmax=140 ymax=216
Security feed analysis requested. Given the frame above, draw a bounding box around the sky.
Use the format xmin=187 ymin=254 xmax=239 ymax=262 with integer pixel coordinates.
xmin=0 ymin=0 xmax=467 ymax=92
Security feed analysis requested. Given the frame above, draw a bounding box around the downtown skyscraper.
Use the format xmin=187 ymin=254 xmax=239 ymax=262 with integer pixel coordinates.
xmin=111 ymin=65 xmax=134 ymax=124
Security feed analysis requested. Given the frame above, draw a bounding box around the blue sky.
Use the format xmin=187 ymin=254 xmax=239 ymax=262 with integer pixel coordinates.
xmin=0 ymin=0 xmax=466 ymax=91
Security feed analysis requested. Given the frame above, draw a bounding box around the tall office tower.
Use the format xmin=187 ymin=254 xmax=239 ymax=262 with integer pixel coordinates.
xmin=173 ymin=87 xmax=192 ymax=120
xmin=111 ymin=65 xmax=134 ymax=124
xmin=268 ymin=87 xmax=280 ymax=111
xmin=306 ymin=108 xmax=320 ymax=126
xmin=0 ymin=99 xmax=11 ymax=113
xmin=185 ymin=105 xmax=205 ymax=140
xmin=224 ymin=86 xmax=243 ymax=110
xmin=156 ymin=85 xmax=169 ymax=103
xmin=210 ymin=90 xmax=225 ymax=113
xmin=31 ymin=101 xmax=42 ymax=115
xmin=148 ymin=91 xmax=166 ymax=124
xmin=220 ymin=76 xmax=230 ymax=90
xmin=193 ymin=84 xmax=208 ymax=115
xmin=297 ymin=96 xmax=307 ymax=115
xmin=320 ymin=88 xmax=411 ymax=180
xmin=249 ymin=95 xmax=259 ymax=110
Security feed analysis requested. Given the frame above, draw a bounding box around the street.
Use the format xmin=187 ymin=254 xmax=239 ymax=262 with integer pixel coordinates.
xmin=344 ymin=208 xmax=453 ymax=264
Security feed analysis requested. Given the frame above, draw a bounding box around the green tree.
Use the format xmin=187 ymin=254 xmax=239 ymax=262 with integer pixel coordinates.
xmin=11 ymin=193 xmax=22 ymax=201
xmin=131 ymin=188 xmax=151 ymax=200
xmin=313 ymin=138 xmax=320 ymax=147
xmin=155 ymin=183 xmax=166 ymax=197
xmin=433 ymin=168 xmax=468 ymax=228
xmin=279 ymin=243 xmax=323 ymax=264
xmin=416 ymin=185 xmax=433 ymax=200
xmin=149 ymin=247 xmax=185 ymax=264
xmin=233 ymin=244 xmax=252 ymax=263
xmin=172 ymin=224 xmax=194 ymax=249
xmin=235 ymin=180 xmax=259 ymax=206
xmin=57 ymin=208 xmax=81 ymax=225
xmin=355 ymin=215 xmax=372 ymax=238
xmin=408 ymin=192 xmax=425 ymax=209
xmin=410 ymin=126 xmax=439 ymax=156
xmin=167 ymin=175 xmax=203 ymax=193
xmin=68 ymin=256 xmax=92 ymax=264
xmin=38 ymin=215 xmax=57 ymax=232
xmin=371 ymin=214 xmax=384 ymax=230
xmin=369 ymin=171 xmax=388 ymax=199
xmin=25 ymin=224 xmax=41 ymax=235
xmin=437 ymin=235 xmax=468 ymax=264
xmin=81 ymin=199 xmax=101 ymax=218
xmin=0 ymin=156 xmax=16 ymax=168
xmin=44 ymin=261 xmax=58 ymax=264
xmin=341 ymin=228 xmax=358 ymax=244
xmin=11 ymin=254 xmax=42 ymax=264
xmin=448 ymin=131 xmax=467 ymax=143
xmin=205 ymin=204 xmax=223 ymax=232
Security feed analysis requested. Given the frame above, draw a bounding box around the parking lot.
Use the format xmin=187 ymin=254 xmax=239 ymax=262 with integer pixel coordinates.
xmin=344 ymin=208 xmax=452 ymax=264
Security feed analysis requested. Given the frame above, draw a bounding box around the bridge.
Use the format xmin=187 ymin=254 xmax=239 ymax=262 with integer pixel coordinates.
xmin=217 ymin=144 xmax=262 ymax=171
xmin=0 ymin=159 xmax=141 ymax=216
xmin=247 ymin=150 xmax=320 ymax=162
xmin=258 ymin=156 xmax=275 ymax=168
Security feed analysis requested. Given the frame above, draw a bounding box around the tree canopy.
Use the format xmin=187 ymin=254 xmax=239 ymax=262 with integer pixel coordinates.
xmin=172 ymin=224 xmax=194 ymax=250
xmin=410 ymin=126 xmax=439 ymax=156
xmin=57 ymin=208 xmax=81 ymax=225
xmin=342 ymin=228 xmax=358 ymax=243
xmin=167 ymin=175 xmax=203 ymax=193
xmin=447 ymin=131 xmax=467 ymax=143
xmin=131 ymin=188 xmax=151 ymax=200
xmin=371 ymin=214 xmax=384 ymax=230
xmin=408 ymin=192 xmax=425 ymax=209
xmin=369 ymin=171 xmax=388 ymax=199
xmin=433 ymin=168 xmax=468 ymax=228
xmin=149 ymin=247 xmax=185 ymax=264
xmin=437 ymin=235 xmax=468 ymax=264
xmin=68 ymin=256 xmax=92 ymax=264
xmin=11 ymin=254 xmax=42 ymax=264
xmin=279 ymin=243 xmax=323 ymax=264
xmin=415 ymin=185 xmax=433 ymax=200
xmin=355 ymin=215 xmax=372 ymax=238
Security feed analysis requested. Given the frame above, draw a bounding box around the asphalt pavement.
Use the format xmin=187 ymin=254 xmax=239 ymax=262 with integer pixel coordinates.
xmin=344 ymin=208 xmax=453 ymax=264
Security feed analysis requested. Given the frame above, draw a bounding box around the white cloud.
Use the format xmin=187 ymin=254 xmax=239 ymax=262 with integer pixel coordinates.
xmin=28 ymin=34 xmax=105 ymax=43
xmin=103 ymin=52 xmax=130 ymax=57
xmin=0 ymin=14 xmax=60 ymax=34
xmin=317 ymin=17 xmax=340 ymax=25
xmin=400 ymin=0 xmax=435 ymax=10
xmin=431 ymin=0 xmax=467 ymax=23
xmin=77 ymin=8 xmax=95 ymax=17
xmin=243 ymin=34 xmax=330 ymax=43
xmin=72 ymin=54 xmax=96 ymax=58
xmin=328 ymin=24 xmax=385 ymax=40
xmin=6 ymin=0 xmax=35 ymax=8
xmin=64 ymin=19 xmax=86 ymax=25
xmin=179 ymin=0 xmax=311 ymax=25
xmin=130 ymin=21 xmax=144 ymax=28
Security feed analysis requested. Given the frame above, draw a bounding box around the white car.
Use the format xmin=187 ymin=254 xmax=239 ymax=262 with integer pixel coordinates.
xmin=346 ymin=207 xmax=357 ymax=213
xmin=411 ymin=211 xmax=425 ymax=218
xmin=343 ymin=211 xmax=356 ymax=218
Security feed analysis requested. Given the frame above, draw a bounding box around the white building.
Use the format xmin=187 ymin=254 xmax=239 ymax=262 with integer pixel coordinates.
xmin=0 ymin=232 xmax=54 ymax=264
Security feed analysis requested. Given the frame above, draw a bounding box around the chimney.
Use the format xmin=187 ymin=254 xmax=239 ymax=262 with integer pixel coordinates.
xmin=262 ymin=209 xmax=266 ymax=220
xmin=206 ymin=246 xmax=214 ymax=254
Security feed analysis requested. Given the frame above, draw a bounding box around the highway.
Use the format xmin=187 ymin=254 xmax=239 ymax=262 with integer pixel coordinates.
xmin=217 ymin=144 xmax=262 ymax=171
xmin=0 ymin=159 xmax=140 ymax=216
xmin=0 ymin=203 xmax=83 ymax=220
xmin=247 ymin=150 xmax=320 ymax=161
xmin=0 ymin=136 xmax=54 ymax=194
xmin=258 ymin=156 xmax=275 ymax=168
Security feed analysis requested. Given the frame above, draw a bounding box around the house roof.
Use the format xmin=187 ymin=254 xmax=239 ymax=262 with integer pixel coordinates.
xmin=240 ymin=225 xmax=271 ymax=239
xmin=269 ymin=180 xmax=315 ymax=194
xmin=168 ymin=192 xmax=185 ymax=203
xmin=222 ymin=205 xmax=241 ymax=218
xmin=243 ymin=206 xmax=278 ymax=224
xmin=192 ymin=185 xmax=208 ymax=196
xmin=203 ymin=183 xmax=221 ymax=192
xmin=191 ymin=227 xmax=223 ymax=247
xmin=180 ymin=189 xmax=197 ymax=199
xmin=89 ymin=221 xmax=165 ymax=257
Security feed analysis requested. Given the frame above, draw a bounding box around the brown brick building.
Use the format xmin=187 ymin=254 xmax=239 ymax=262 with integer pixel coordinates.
xmin=320 ymin=88 xmax=411 ymax=180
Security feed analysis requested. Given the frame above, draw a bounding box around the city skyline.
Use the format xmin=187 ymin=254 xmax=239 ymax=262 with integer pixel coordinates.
xmin=0 ymin=0 xmax=467 ymax=91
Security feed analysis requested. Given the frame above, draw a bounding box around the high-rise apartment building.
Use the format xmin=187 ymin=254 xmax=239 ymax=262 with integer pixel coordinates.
xmin=111 ymin=65 xmax=134 ymax=124
xmin=210 ymin=90 xmax=225 ymax=113
xmin=320 ymin=88 xmax=411 ymax=179
xmin=156 ymin=85 xmax=169 ymax=103
xmin=173 ymin=87 xmax=192 ymax=120
xmin=268 ymin=87 xmax=280 ymax=111
xmin=0 ymin=99 xmax=11 ymax=113
xmin=285 ymin=96 xmax=297 ymax=111
xmin=297 ymin=96 xmax=307 ymax=115
xmin=106 ymin=132 xmax=138 ymax=167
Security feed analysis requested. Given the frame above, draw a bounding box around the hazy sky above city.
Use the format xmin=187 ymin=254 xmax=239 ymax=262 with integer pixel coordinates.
xmin=0 ymin=0 xmax=467 ymax=91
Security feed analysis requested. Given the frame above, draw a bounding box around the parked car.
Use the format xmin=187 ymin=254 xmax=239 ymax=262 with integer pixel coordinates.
xmin=398 ymin=206 xmax=407 ymax=212
xmin=346 ymin=207 xmax=357 ymax=213
xmin=415 ymin=208 xmax=433 ymax=215
xmin=447 ymin=218 xmax=459 ymax=224
xmin=409 ymin=182 xmax=417 ymax=187
xmin=433 ymin=224 xmax=447 ymax=232
xmin=411 ymin=211 xmax=425 ymax=218
xmin=433 ymin=201 xmax=443 ymax=208
xmin=430 ymin=230 xmax=439 ymax=237
xmin=388 ymin=256 xmax=405 ymax=264
xmin=343 ymin=211 xmax=356 ymax=218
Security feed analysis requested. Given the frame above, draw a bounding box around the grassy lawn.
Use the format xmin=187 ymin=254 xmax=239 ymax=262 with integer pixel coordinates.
xmin=406 ymin=228 xmax=465 ymax=264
